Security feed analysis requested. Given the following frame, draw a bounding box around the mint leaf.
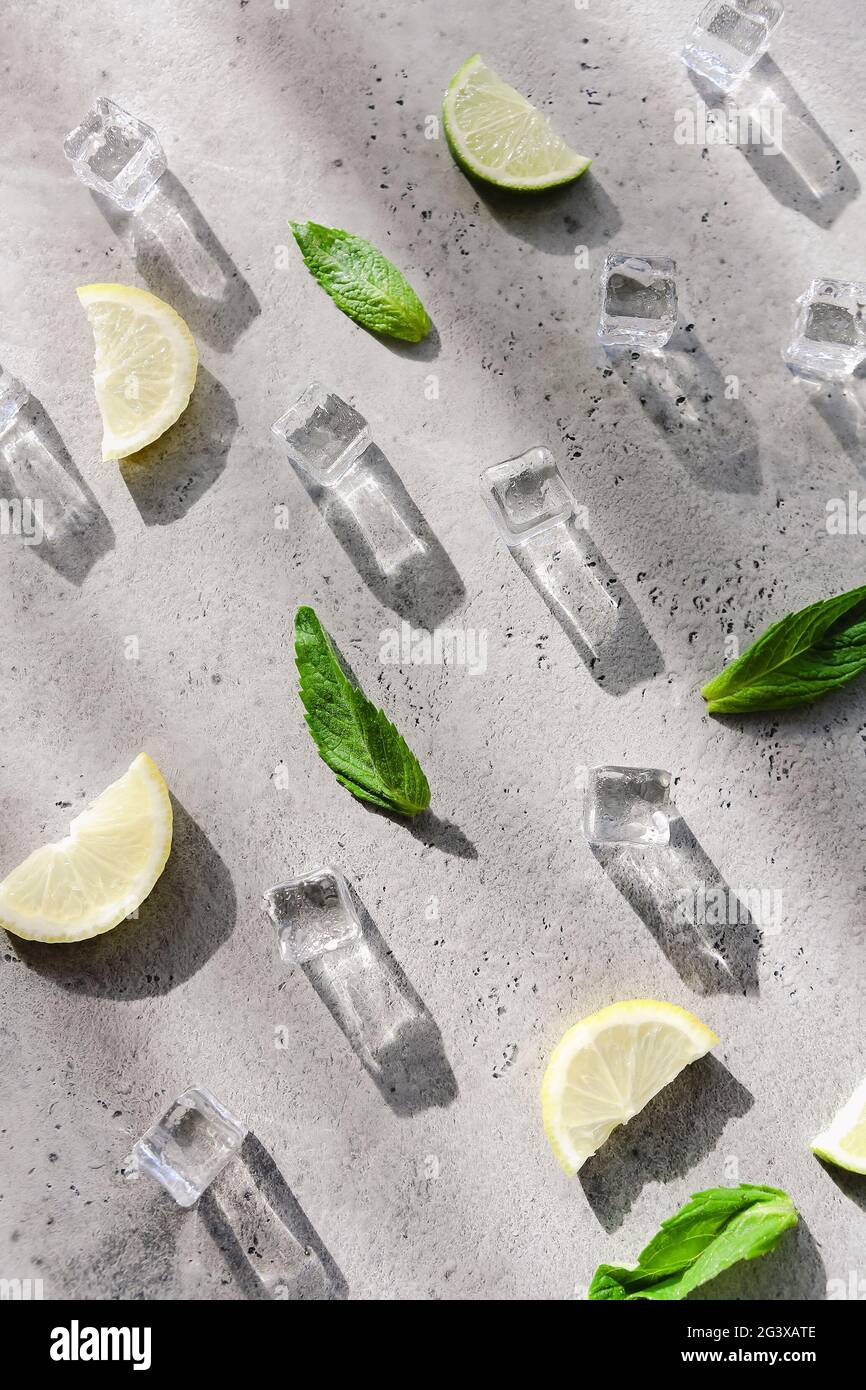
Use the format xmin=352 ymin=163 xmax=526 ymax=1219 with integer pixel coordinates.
xmin=702 ymin=584 xmax=866 ymax=714
xmin=294 ymin=606 xmax=430 ymax=818
xmin=289 ymin=221 xmax=431 ymax=342
xmin=588 ymin=1184 xmax=798 ymax=1301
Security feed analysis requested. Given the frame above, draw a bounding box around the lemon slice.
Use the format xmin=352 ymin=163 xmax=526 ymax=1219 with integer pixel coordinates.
xmin=0 ymin=753 xmax=173 ymax=943
xmin=442 ymin=54 xmax=592 ymax=192
xmin=811 ymin=1077 xmax=866 ymax=1174
xmin=541 ymin=999 xmax=719 ymax=1175
xmin=77 ymin=283 xmax=198 ymax=460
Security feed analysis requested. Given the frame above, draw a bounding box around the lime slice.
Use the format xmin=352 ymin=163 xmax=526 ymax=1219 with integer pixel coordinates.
xmin=77 ymin=283 xmax=198 ymax=461
xmin=442 ymin=54 xmax=591 ymax=191
xmin=0 ymin=753 xmax=173 ymax=943
xmin=811 ymin=1077 xmax=866 ymax=1174
xmin=541 ymin=999 xmax=719 ymax=1175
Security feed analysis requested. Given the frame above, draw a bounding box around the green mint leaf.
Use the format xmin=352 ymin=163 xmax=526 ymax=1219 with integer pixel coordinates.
xmin=289 ymin=220 xmax=431 ymax=342
xmin=294 ymin=605 xmax=431 ymax=818
xmin=702 ymin=584 xmax=866 ymax=714
xmin=588 ymin=1184 xmax=798 ymax=1301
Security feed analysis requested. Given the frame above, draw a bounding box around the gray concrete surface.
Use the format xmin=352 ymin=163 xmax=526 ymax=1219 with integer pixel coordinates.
xmin=1 ymin=0 xmax=865 ymax=1301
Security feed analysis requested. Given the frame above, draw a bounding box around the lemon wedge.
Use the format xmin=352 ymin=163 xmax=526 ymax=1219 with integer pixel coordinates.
xmin=0 ymin=753 xmax=173 ymax=943
xmin=77 ymin=283 xmax=198 ymax=460
xmin=541 ymin=999 xmax=719 ymax=1175
xmin=811 ymin=1076 xmax=866 ymax=1175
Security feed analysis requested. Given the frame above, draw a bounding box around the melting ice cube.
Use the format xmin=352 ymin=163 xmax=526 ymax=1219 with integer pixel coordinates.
xmin=583 ymin=766 xmax=673 ymax=846
xmin=64 ymin=97 xmax=166 ymax=211
xmin=272 ymin=384 xmax=371 ymax=486
xmin=681 ymin=1 xmax=784 ymax=93
xmin=598 ymin=253 xmax=678 ymax=351
xmin=263 ymin=866 xmax=363 ymax=965
xmin=782 ymin=278 xmax=866 ymax=381
xmin=132 ymin=1087 xmax=246 ymax=1208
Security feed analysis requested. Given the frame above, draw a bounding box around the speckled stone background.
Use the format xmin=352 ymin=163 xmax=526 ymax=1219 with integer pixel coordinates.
xmin=1 ymin=0 xmax=865 ymax=1300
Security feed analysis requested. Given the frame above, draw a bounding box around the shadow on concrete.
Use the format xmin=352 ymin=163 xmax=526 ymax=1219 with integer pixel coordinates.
xmin=402 ymin=808 xmax=479 ymax=861
xmin=685 ymin=60 xmax=858 ymax=229
xmin=470 ymin=171 xmax=622 ymax=253
xmin=816 ymin=1158 xmax=866 ymax=1215
xmin=375 ymin=320 xmax=441 ymax=363
xmin=92 ymin=173 xmax=260 ymax=352
xmin=200 ymin=1133 xmax=347 ymax=1300
xmin=603 ymin=328 xmax=761 ymax=494
xmin=506 ymin=519 xmax=664 ymax=696
xmin=119 ymin=367 xmax=237 ymax=524
xmin=688 ymin=1214 xmax=826 ymax=1300
xmin=284 ymin=442 xmax=465 ymax=629
xmin=591 ymin=815 xmax=762 ymax=995
xmin=298 ymin=885 xmax=458 ymax=1117
xmin=0 ymin=396 xmax=114 ymax=583
xmin=14 ymin=796 xmax=235 ymax=998
xmin=579 ymin=1055 xmax=753 ymax=1231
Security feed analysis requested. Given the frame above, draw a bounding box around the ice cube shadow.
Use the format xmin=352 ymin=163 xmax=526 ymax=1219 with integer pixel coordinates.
xmin=685 ymin=57 xmax=859 ymax=229
xmin=299 ymin=886 xmax=458 ymax=1117
xmin=12 ymin=797 xmax=236 ymax=998
xmin=290 ymin=442 xmax=465 ymax=629
xmin=0 ymin=396 xmax=114 ymax=583
xmin=603 ymin=328 xmax=761 ymax=493
xmin=804 ymin=376 xmax=866 ymax=467
xmin=91 ymin=172 xmax=261 ymax=351
xmin=579 ymin=1055 xmax=753 ymax=1233
xmin=591 ymin=814 xmax=761 ymax=994
xmin=199 ymin=1133 xmax=347 ymax=1300
xmin=509 ymin=519 xmax=664 ymax=696
xmin=118 ymin=366 xmax=237 ymax=525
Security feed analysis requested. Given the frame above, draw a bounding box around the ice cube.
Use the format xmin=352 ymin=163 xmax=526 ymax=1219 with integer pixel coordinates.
xmin=64 ymin=97 xmax=166 ymax=212
xmin=272 ymin=384 xmax=372 ymax=486
xmin=0 ymin=367 xmax=29 ymax=432
xmin=263 ymin=866 xmax=363 ymax=966
xmin=209 ymin=1160 xmax=325 ymax=1299
xmin=480 ymin=447 xmax=575 ymax=546
xmin=681 ymin=1 xmax=784 ymax=92
xmin=598 ymin=253 xmax=678 ymax=351
xmin=516 ymin=521 xmax=620 ymax=654
xmin=132 ymin=1087 xmax=246 ymax=1208
xmin=583 ymin=766 xmax=672 ymax=846
xmin=782 ymin=278 xmax=866 ymax=381
xmin=338 ymin=471 xmax=426 ymax=574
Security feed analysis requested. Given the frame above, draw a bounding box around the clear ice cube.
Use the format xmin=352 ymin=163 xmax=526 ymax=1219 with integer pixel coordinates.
xmin=782 ymin=278 xmax=866 ymax=381
xmin=598 ymin=253 xmax=678 ymax=351
xmin=209 ymin=1161 xmax=325 ymax=1299
xmin=0 ymin=367 xmax=29 ymax=432
xmin=480 ymin=447 xmax=576 ymax=546
xmin=681 ymin=1 xmax=784 ymax=93
xmin=516 ymin=521 xmax=620 ymax=654
xmin=132 ymin=1087 xmax=247 ymax=1208
xmin=64 ymin=97 xmax=167 ymax=212
xmin=583 ymin=765 xmax=672 ymax=846
xmin=338 ymin=471 xmax=426 ymax=574
xmin=272 ymin=384 xmax=372 ymax=486
xmin=263 ymin=866 xmax=363 ymax=966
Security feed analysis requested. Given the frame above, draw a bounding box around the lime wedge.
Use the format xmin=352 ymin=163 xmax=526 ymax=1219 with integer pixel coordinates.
xmin=541 ymin=999 xmax=719 ymax=1175
xmin=811 ymin=1077 xmax=866 ymax=1174
xmin=442 ymin=54 xmax=591 ymax=192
